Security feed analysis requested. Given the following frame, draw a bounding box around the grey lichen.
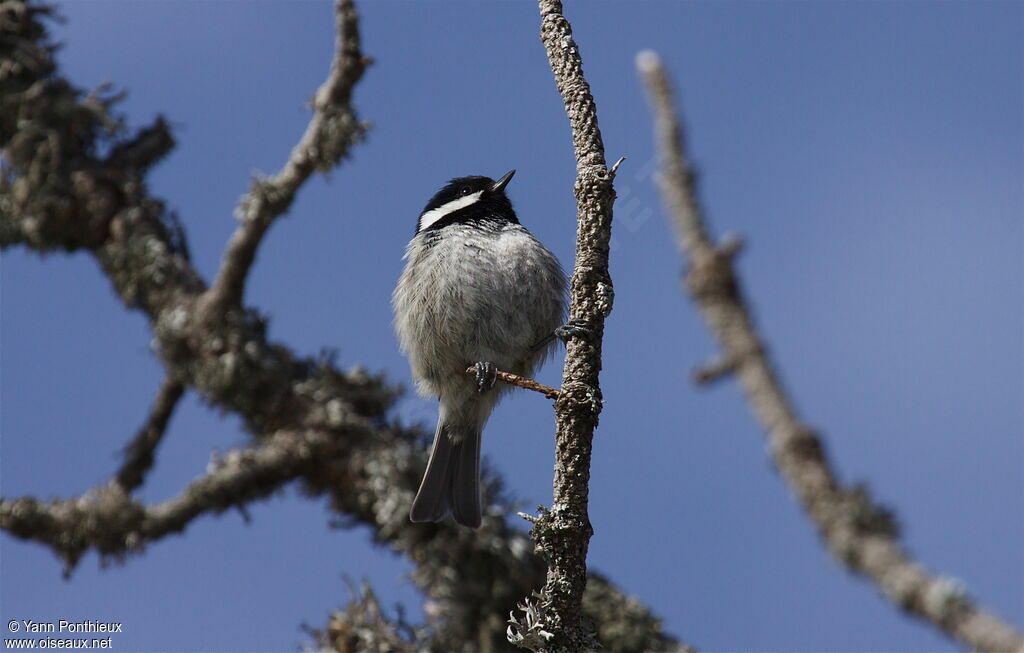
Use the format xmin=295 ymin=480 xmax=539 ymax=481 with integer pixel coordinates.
xmin=507 ymin=593 xmax=556 ymax=650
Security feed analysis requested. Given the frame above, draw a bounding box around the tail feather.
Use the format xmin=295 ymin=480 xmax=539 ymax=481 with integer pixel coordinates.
xmin=409 ymin=416 xmax=482 ymax=528
xmin=450 ymin=429 xmax=481 ymax=528
xmin=410 ymin=420 xmax=455 ymax=523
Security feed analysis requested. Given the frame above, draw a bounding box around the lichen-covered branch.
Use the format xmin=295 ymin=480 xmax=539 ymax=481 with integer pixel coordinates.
xmin=0 ymin=3 xmax=685 ymax=651
xmin=517 ymin=1 xmax=620 ymax=650
xmin=1 ymin=428 xmax=340 ymax=573
xmin=1 ymin=412 xmax=686 ymax=652
xmin=637 ymin=50 xmax=1024 ymax=653
xmin=202 ymin=0 xmax=370 ymax=314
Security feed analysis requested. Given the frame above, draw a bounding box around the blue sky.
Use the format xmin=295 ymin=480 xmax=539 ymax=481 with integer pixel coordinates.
xmin=2 ymin=1 xmax=1021 ymax=651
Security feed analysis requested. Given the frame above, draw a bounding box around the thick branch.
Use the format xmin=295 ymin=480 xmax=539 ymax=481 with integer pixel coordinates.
xmin=516 ymin=1 xmax=619 ymax=650
xmin=637 ymin=50 xmax=1024 ymax=653
xmin=115 ymin=375 xmax=185 ymax=492
xmin=203 ymin=0 xmax=369 ymax=313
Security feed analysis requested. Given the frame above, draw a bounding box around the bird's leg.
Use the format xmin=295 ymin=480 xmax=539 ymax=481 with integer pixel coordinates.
xmin=473 ymin=361 xmax=498 ymax=394
xmin=531 ymin=318 xmax=593 ymax=351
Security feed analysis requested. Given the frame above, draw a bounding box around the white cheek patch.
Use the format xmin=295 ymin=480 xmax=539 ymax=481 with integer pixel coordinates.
xmin=418 ymin=190 xmax=483 ymax=232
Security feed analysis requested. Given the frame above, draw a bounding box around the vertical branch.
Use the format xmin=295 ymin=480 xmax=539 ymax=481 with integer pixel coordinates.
xmin=512 ymin=1 xmax=621 ymax=650
xmin=637 ymin=50 xmax=1024 ymax=653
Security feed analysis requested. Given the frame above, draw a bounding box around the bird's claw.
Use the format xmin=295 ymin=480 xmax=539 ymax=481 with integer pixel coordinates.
xmin=474 ymin=361 xmax=497 ymax=394
xmin=530 ymin=319 xmax=593 ymax=352
xmin=554 ymin=318 xmax=592 ymax=342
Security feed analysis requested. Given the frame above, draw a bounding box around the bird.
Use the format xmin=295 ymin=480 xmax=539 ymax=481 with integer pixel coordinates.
xmin=392 ymin=170 xmax=569 ymax=528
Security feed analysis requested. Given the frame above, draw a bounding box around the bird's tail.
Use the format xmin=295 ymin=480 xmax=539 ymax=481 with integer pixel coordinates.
xmin=409 ymin=406 xmax=482 ymax=528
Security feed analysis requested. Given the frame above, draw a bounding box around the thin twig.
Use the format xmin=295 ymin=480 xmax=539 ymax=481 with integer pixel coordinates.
xmin=464 ymin=366 xmax=560 ymax=400
xmin=202 ymin=0 xmax=370 ymax=314
xmin=637 ymin=49 xmax=1024 ymax=653
xmin=115 ymin=375 xmax=185 ymax=492
xmin=510 ymin=1 xmax=620 ymax=650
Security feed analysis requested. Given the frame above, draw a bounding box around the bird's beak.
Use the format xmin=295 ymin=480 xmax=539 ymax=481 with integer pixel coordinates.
xmin=491 ymin=169 xmax=516 ymax=193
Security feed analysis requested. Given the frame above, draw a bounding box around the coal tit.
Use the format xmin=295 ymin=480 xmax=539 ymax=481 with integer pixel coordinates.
xmin=392 ymin=170 xmax=566 ymax=528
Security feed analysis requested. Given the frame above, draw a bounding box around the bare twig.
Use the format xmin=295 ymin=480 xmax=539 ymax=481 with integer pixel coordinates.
xmin=115 ymin=375 xmax=185 ymax=492
xmin=465 ymin=366 xmax=560 ymax=400
xmin=202 ymin=0 xmax=370 ymax=314
xmin=637 ymin=50 xmax=1024 ymax=653
xmin=692 ymin=354 xmax=740 ymax=385
xmin=514 ymin=1 xmax=620 ymax=650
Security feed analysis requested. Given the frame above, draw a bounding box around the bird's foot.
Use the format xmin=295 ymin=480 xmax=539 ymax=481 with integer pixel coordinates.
xmin=530 ymin=319 xmax=593 ymax=352
xmin=474 ymin=361 xmax=498 ymax=394
xmin=554 ymin=318 xmax=592 ymax=342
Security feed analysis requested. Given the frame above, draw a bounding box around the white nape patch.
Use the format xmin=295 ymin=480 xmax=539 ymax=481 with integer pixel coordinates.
xmin=417 ymin=191 xmax=483 ymax=232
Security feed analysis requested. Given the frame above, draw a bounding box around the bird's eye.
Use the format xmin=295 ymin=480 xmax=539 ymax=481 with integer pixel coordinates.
xmin=460 ymin=187 xmax=472 ymax=196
